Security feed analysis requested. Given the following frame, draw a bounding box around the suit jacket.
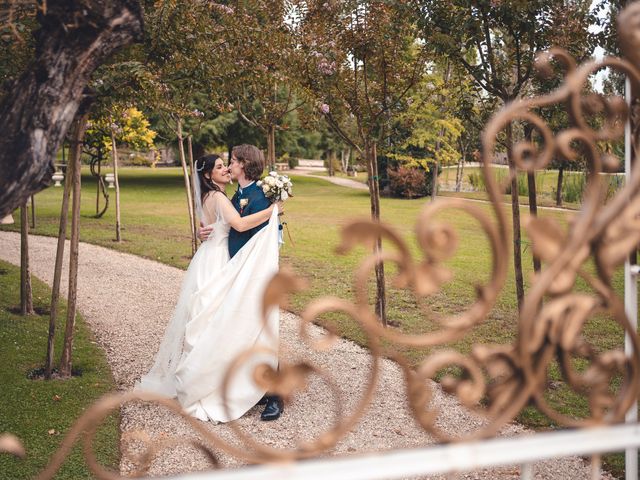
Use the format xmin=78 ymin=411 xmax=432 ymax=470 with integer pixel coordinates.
xmin=228 ymin=182 xmax=270 ymax=258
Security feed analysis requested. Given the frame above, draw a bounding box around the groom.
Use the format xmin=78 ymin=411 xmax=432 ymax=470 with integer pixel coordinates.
xmin=198 ymin=144 xmax=284 ymax=421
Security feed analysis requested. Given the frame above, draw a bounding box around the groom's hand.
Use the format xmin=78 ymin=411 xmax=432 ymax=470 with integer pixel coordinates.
xmin=198 ymin=221 xmax=214 ymax=241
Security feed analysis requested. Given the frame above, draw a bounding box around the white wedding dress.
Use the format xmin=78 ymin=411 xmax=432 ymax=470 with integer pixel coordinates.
xmin=138 ymin=194 xmax=280 ymax=422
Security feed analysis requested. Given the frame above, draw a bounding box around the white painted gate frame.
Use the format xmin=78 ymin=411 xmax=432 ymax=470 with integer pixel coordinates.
xmin=170 ymin=423 xmax=639 ymax=480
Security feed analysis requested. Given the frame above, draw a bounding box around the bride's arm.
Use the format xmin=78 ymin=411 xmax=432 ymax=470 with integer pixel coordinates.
xmin=216 ymin=193 xmax=276 ymax=232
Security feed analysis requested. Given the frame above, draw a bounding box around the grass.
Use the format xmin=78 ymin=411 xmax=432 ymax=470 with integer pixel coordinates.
xmin=441 ymin=166 xmax=623 ymax=210
xmin=0 ymin=261 xmax=119 ymax=479
xmin=1 ymin=166 xmax=633 ymax=477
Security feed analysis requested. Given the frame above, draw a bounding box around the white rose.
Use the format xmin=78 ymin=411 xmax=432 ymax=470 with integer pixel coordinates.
xmin=269 ymin=171 xmax=277 ymax=177
xmin=281 ymin=191 xmax=289 ymax=200
xmin=275 ymin=179 xmax=283 ymax=188
xmin=262 ymin=184 xmax=270 ymax=193
xmin=265 ymin=176 xmax=275 ymax=185
xmin=257 ymin=180 xmax=262 ymax=186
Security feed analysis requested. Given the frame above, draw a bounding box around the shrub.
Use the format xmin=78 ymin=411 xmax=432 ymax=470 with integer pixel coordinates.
xmin=605 ymin=174 xmax=624 ymax=202
xmin=560 ymin=172 xmax=587 ymax=203
xmin=514 ymin=173 xmax=528 ymax=196
xmin=324 ymin=157 xmax=342 ymax=173
xmin=288 ymin=157 xmax=299 ymax=169
xmin=127 ymin=153 xmax=154 ymax=166
xmin=388 ymin=166 xmax=429 ymax=198
xmin=495 ymin=169 xmax=528 ymax=196
xmin=468 ymin=171 xmax=485 ymax=191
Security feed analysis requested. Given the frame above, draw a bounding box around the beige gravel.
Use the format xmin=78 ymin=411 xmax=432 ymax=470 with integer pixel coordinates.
xmin=0 ymin=231 xmax=610 ymax=479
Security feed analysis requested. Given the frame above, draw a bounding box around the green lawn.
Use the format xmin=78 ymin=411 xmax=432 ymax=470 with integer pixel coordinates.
xmin=0 ymin=261 xmax=119 ymax=479
xmin=1 ymin=166 xmax=631 ymax=477
xmin=440 ymin=165 xmax=622 ymax=210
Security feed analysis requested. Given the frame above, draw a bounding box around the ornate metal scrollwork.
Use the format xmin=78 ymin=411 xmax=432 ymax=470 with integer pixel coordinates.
xmin=4 ymin=3 xmax=640 ymax=478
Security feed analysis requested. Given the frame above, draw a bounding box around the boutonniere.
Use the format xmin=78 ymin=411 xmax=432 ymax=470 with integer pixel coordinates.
xmin=239 ymin=198 xmax=249 ymax=214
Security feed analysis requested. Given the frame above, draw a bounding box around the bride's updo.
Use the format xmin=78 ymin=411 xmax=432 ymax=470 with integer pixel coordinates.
xmin=196 ymin=154 xmax=224 ymax=204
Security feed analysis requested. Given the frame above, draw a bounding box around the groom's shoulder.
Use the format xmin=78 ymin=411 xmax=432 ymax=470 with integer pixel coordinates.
xmin=247 ymin=182 xmax=266 ymax=198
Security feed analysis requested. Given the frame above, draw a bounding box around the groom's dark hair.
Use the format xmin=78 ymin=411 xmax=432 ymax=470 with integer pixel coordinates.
xmin=232 ymin=144 xmax=264 ymax=181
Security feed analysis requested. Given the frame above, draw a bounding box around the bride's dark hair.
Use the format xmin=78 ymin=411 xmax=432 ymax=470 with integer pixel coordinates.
xmin=195 ymin=154 xmax=224 ymax=204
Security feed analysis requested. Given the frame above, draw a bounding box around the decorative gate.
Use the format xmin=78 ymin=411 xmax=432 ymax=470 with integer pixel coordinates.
xmin=3 ymin=3 xmax=640 ymax=480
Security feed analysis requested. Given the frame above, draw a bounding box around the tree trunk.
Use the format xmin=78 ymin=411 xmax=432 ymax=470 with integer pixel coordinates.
xmin=430 ymin=62 xmax=451 ymax=201
xmin=46 ymin=141 xmax=75 ymax=379
xmin=430 ymin=158 xmax=440 ymax=200
xmin=456 ymin=140 xmax=466 ymax=192
xmin=524 ymin=125 xmax=541 ymax=274
xmin=177 ymin=119 xmax=197 ymax=256
xmin=96 ymin=158 xmax=101 ymax=216
xmin=527 ymin=172 xmax=541 ymax=273
xmin=555 ymin=164 xmax=564 ymax=207
xmin=187 ymin=135 xmax=199 ymax=245
xmin=30 ymin=195 xmax=36 ymax=229
xmin=0 ymin=0 xmax=143 ymax=218
xmin=20 ymin=204 xmax=34 ymax=316
xmin=366 ymin=140 xmax=387 ymax=326
xmin=431 ymin=127 xmax=446 ymax=200
xmin=506 ymin=122 xmax=525 ymax=309
xmin=110 ymin=125 xmax=122 ymax=242
xmin=267 ymin=124 xmax=276 ymax=172
xmin=59 ymin=111 xmax=89 ymax=377
xmin=328 ymin=149 xmax=335 ymax=176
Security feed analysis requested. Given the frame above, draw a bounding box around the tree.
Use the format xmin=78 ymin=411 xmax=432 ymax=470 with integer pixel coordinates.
xmin=85 ymin=107 xmax=157 ymax=238
xmin=416 ymin=0 xmax=568 ymax=308
xmin=225 ymin=1 xmax=306 ymax=171
xmin=297 ymin=0 xmax=428 ymax=324
xmin=533 ymin=1 xmax=595 ymax=207
xmin=452 ymin=73 xmax=494 ymax=193
xmin=392 ymin=64 xmax=465 ymax=198
xmin=142 ymin=0 xmax=234 ymax=254
xmin=19 ymin=203 xmax=34 ymax=315
xmin=58 ymin=105 xmax=91 ymax=378
xmin=0 ymin=0 xmax=144 ymax=218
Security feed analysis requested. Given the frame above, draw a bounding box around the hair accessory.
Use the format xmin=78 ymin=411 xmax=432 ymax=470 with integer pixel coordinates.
xmin=196 ymin=159 xmax=206 ymax=172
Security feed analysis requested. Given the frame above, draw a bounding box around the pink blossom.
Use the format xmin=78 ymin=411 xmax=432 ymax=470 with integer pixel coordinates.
xmin=211 ymin=3 xmax=234 ymax=14
xmin=317 ymin=59 xmax=335 ymax=75
xmin=320 ymin=103 xmax=330 ymax=114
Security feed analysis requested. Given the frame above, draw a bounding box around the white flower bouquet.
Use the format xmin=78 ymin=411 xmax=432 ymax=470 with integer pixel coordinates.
xmin=257 ymin=171 xmax=293 ymax=202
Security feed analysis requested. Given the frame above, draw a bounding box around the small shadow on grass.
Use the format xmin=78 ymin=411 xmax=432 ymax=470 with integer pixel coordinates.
xmin=7 ymin=306 xmax=50 ymax=316
xmin=27 ymin=366 xmax=84 ymax=380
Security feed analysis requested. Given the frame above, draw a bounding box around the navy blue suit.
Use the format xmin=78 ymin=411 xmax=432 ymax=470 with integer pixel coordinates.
xmin=228 ymin=182 xmax=270 ymax=258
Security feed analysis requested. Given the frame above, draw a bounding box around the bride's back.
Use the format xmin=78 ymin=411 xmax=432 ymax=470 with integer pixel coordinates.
xmin=201 ymin=192 xmax=231 ymax=244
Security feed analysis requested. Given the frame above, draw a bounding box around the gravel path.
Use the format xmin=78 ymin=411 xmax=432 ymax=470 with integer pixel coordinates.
xmin=0 ymin=231 xmax=607 ymax=479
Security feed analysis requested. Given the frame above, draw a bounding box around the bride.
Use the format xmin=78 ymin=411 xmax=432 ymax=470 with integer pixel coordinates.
xmin=138 ymin=153 xmax=282 ymax=422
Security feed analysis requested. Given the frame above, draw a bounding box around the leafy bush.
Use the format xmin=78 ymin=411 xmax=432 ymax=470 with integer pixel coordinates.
xmin=288 ymin=157 xmax=299 ymax=169
xmin=494 ymin=169 xmax=529 ymax=196
xmin=468 ymin=171 xmax=485 ymax=191
xmin=127 ymin=153 xmax=154 ymax=166
xmin=324 ymin=157 xmax=342 ymax=173
xmin=560 ymin=172 xmax=587 ymax=203
xmin=388 ymin=166 xmax=429 ymax=198
xmin=605 ymin=174 xmax=624 ymax=202
xmin=508 ymin=173 xmax=529 ymax=196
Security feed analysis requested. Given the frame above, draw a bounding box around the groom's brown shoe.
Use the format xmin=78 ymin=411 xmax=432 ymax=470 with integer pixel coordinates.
xmin=260 ymin=395 xmax=283 ymax=421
